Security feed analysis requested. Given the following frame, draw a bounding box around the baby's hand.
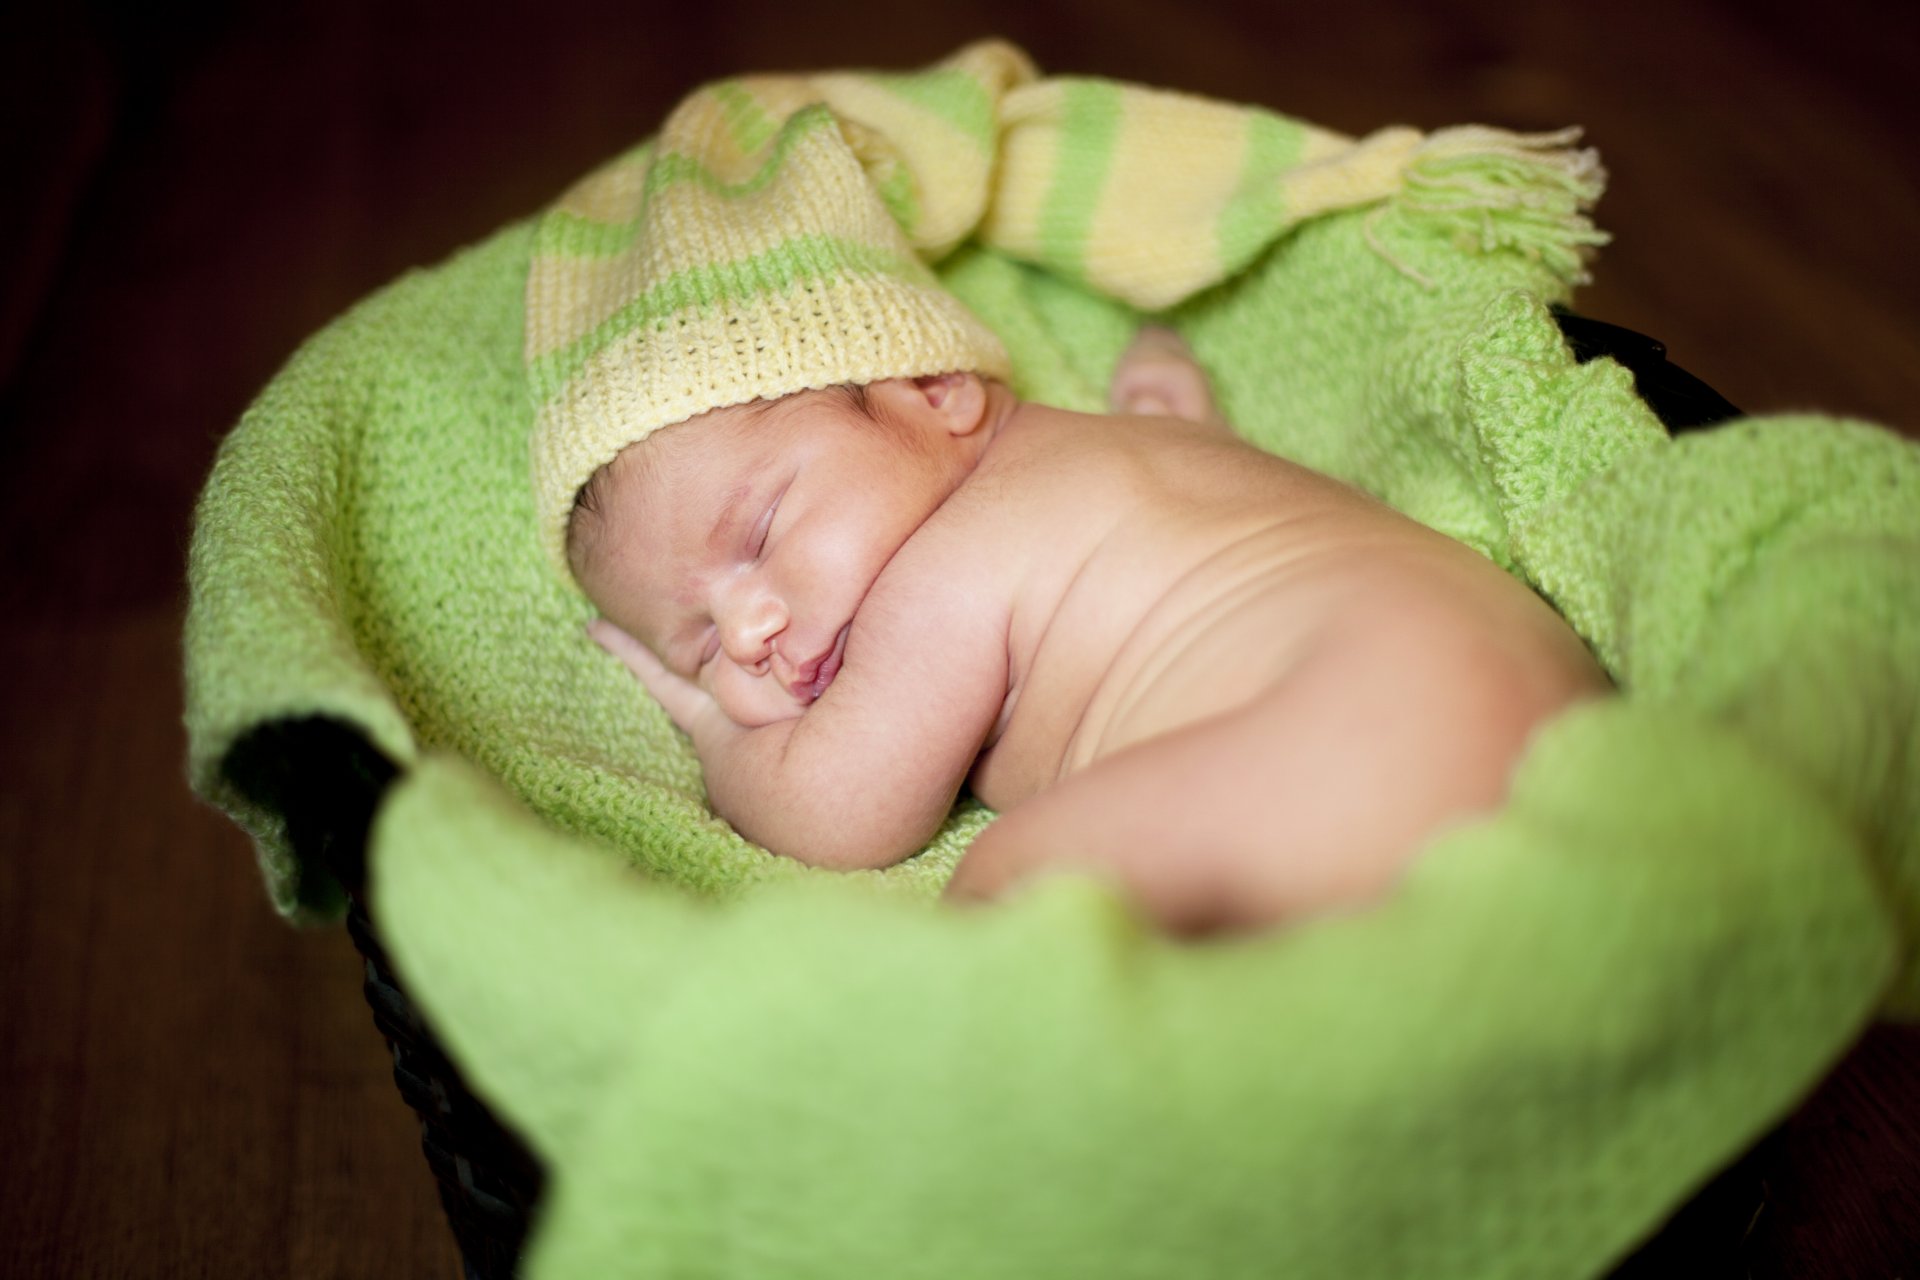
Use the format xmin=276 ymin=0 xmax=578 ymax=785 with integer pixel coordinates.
xmin=588 ymin=618 xmax=738 ymax=745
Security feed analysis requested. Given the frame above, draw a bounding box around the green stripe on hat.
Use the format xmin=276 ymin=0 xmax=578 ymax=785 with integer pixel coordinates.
xmin=869 ymin=67 xmax=998 ymax=150
xmin=529 ymin=233 xmax=942 ymax=402
xmin=1217 ymin=111 xmax=1307 ymax=275
xmin=535 ymin=110 xmax=846 ymax=259
xmin=708 ymin=79 xmax=780 ymax=153
xmin=645 ymin=107 xmax=840 ymax=200
xmin=1037 ymin=80 xmax=1121 ymax=284
xmin=871 ymin=161 xmax=920 ymax=239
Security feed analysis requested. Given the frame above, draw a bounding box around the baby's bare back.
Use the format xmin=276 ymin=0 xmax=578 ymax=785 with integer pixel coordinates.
xmin=949 ymin=402 xmax=1607 ymax=924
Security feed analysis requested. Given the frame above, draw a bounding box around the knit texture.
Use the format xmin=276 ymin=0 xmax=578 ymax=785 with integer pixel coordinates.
xmin=525 ymin=38 xmax=1605 ymax=575
xmin=524 ymin=45 xmax=1020 ymax=576
xmin=184 ymin=42 xmax=1919 ymax=1279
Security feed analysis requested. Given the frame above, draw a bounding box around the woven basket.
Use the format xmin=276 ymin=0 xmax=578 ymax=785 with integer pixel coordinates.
xmin=224 ymin=716 xmax=544 ymax=1279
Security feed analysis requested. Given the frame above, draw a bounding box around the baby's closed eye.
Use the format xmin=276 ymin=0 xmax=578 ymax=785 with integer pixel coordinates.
xmin=750 ymin=479 xmax=791 ymax=561
xmin=749 ymin=502 xmax=777 ymax=558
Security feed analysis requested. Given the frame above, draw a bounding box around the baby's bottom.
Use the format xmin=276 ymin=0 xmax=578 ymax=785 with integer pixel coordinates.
xmin=946 ymin=606 xmax=1604 ymax=935
xmin=946 ymin=325 xmax=1607 ymax=933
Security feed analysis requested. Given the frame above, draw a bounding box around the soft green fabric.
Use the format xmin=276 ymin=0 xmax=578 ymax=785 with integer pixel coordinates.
xmin=186 ymin=113 xmax=1919 ymax=1276
xmin=377 ymin=711 xmax=1889 ymax=1278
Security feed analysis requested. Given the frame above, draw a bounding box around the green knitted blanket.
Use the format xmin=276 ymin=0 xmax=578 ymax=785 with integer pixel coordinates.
xmin=186 ymin=61 xmax=1918 ymax=1279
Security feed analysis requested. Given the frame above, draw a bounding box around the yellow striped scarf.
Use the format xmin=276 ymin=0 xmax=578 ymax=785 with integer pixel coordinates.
xmin=526 ymin=38 xmax=1605 ymax=574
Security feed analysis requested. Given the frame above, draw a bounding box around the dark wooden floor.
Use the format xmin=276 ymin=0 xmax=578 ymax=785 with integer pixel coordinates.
xmin=3 ymin=1 xmax=1916 ymax=1275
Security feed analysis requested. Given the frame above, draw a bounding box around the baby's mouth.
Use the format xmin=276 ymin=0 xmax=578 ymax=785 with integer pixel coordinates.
xmin=790 ymin=625 xmax=849 ymax=703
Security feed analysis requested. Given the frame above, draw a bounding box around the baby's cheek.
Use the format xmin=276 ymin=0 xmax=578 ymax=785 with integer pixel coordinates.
xmin=801 ymin=525 xmax=885 ymax=612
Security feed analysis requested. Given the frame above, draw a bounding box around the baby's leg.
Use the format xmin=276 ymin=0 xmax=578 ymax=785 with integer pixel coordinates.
xmin=947 ymin=614 xmax=1598 ymax=934
xmin=1109 ymin=326 xmax=1228 ymax=429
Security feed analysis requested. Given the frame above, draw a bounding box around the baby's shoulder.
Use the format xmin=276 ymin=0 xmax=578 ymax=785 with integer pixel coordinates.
xmin=900 ymin=417 xmax=1117 ymax=582
xmin=965 ymin=417 xmax=1136 ymax=524
xmin=978 ymin=404 xmax=1165 ymax=491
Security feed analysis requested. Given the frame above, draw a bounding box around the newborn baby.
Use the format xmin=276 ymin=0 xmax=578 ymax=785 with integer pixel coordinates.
xmin=569 ymin=329 xmax=1611 ymax=933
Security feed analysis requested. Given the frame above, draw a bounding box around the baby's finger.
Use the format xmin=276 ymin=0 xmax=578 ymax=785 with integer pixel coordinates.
xmin=587 ymin=619 xmax=710 ymax=729
xmin=587 ymin=617 xmax=662 ymax=674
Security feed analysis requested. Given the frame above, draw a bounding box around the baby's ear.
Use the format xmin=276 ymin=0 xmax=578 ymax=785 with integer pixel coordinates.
xmin=869 ymin=372 xmax=989 ymax=437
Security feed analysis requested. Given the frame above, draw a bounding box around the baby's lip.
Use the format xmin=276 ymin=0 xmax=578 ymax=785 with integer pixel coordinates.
xmin=789 ymin=625 xmax=849 ymax=703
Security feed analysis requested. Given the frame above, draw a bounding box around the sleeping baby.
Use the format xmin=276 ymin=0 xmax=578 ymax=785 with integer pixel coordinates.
xmin=568 ymin=329 xmax=1611 ymax=934
xmin=525 ymin=44 xmax=1620 ymax=933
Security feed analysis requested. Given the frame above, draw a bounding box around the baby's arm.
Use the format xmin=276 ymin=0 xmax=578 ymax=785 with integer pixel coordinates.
xmin=594 ymin=561 xmax=1011 ymax=870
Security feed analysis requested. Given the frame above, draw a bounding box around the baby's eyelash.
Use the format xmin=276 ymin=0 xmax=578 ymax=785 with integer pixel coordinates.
xmin=750 ymin=484 xmax=788 ymax=557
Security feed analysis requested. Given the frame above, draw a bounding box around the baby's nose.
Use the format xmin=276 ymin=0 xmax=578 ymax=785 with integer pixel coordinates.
xmin=717 ymin=590 xmax=786 ymax=670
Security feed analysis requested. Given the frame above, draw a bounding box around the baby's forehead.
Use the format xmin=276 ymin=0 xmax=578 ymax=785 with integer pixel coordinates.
xmin=615 ymin=385 xmax=858 ymax=488
xmin=594 ymin=406 xmax=778 ymax=546
xmin=612 ymin=404 xmax=759 ymax=491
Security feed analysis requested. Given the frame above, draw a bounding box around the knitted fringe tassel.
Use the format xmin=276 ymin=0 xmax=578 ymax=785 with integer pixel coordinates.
xmin=1367 ymin=125 xmax=1610 ymax=290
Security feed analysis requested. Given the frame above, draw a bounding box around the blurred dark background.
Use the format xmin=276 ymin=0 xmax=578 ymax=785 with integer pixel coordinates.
xmin=2 ymin=1 xmax=1915 ymax=1274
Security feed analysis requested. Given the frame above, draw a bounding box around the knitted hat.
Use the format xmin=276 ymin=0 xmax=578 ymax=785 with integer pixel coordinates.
xmin=526 ymin=40 xmax=1610 ymax=578
xmin=525 ymin=48 xmax=1025 ymax=576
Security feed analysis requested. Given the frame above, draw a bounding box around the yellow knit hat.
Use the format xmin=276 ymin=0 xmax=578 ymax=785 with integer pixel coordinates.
xmin=527 ymin=40 xmax=1610 ymax=578
xmin=525 ymin=46 xmax=1027 ymax=576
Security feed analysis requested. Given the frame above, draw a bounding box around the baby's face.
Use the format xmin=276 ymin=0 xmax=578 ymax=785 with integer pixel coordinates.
xmin=573 ymin=385 xmax=976 ymax=727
